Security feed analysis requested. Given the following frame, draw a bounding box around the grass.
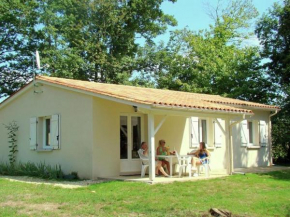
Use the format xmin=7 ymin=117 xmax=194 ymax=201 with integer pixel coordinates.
xmin=0 ymin=170 xmax=290 ymax=217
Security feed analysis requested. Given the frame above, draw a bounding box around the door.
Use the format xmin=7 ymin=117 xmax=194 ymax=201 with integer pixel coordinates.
xmin=120 ymin=114 xmax=144 ymax=174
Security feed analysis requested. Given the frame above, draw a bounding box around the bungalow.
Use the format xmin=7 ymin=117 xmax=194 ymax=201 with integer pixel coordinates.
xmin=0 ymin=76 xmax=279 ymax=180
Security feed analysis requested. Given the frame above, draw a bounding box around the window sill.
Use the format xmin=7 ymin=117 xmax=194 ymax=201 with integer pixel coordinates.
xmin=207 ymin=147 xmax=215 ymax=151
xmin=247 ymin=146 xmax=261 ymax=149
xmin=36 ymin=149 xmax=53 ymax=152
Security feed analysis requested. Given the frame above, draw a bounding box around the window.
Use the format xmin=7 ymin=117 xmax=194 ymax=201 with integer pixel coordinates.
xmin=44 ymin=117 xmax=51 ymax=148
xmin=120 ymin=116 xmax=128 ymax=159
xmin=190 ymin=117 xmax=208 ymax=148
xmin=131 ymin=116 xmax=141 ymax=159
xmin=200 ymin=119 xmax=207 ymax=144
xmin=30 ymin=114 xmax=60 ymax=150
xmin=248 ymin=121 xmax=253 ymax=144
xmin=241 ymin=120 xmax=260 ymax=147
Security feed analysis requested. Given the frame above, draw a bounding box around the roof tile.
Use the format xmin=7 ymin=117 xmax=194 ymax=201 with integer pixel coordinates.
xmin=35 ymin=76 xmax=280 ymax=114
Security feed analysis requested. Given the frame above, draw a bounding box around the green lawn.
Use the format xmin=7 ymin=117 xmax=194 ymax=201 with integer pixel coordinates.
xmin=0 ymin=171 xmax=290 ymax=217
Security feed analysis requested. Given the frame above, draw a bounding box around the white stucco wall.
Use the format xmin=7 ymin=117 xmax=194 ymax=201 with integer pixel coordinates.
xmin=0 ymin=84 xmax=94 ymax=179
xmin=232 ymin=110 xmax=271 ymax=168
xmin=92 ymin=97 xmax=138 ymax=178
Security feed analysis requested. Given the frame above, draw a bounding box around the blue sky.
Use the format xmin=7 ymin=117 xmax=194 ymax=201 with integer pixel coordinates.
xmin=152 ymin=0 xmax=281 ymax=45
xmin=0 ymin=0 xmax=281 ymax=103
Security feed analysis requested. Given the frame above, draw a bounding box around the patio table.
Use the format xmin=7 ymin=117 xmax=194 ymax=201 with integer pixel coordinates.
xmin=156 ymin=155 xmax=192 ymax=177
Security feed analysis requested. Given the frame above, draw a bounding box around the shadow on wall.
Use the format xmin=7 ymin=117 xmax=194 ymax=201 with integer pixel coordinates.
xmin=256 ymin=147 xmax=270 ymax=166
xmin=154 ymin=116 xmax=187 ymax=154
xmin=232 ymin=129 xmax=248 ymax=168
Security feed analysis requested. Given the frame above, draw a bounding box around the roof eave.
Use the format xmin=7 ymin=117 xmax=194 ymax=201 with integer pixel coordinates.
xmin=152 ymin=104 xmax=253 ymax=115
xmin=223 ymin=105 xmax=280 ymax=112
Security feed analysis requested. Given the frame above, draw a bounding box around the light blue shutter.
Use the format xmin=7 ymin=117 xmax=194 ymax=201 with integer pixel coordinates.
xmin=259 ymin=120 xmax=268 ymax=147
xmin=240 ymin=120 xmax=248 ymax=147
xmin=50 ymin=114 xmax=60 ymax=149
xmin=191 ymin=117 xmax=199 ymax=147
xmin=214 ymin=119 xmax=223 ymax=147
xmin=30 ymin=117 xmax=37 ymax=150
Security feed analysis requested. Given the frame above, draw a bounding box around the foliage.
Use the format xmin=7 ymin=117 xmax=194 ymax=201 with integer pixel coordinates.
xmin=256 ymin=0 xmax=290 ymax=162
xmin=0 ymin=0 xmax=40 ymax=98
xmin=3 ymin=121 xmax=19 ymax=166
xmin=0 ymin=171 xmax=290 ymax=216
xmin=256 ymin=0 xmax=290 ymax=92
xmin=0 ymin=0 xmax=177 ymax=97
xmin=37 ymin=0 xmax=177 ymax=82
xmin=272 ymin=101 xmax=290 ymax=163
xmin=0 ymin=161 xmax=64 ymax=179
xmin=135 ymin=0 xmax=275 ymax=103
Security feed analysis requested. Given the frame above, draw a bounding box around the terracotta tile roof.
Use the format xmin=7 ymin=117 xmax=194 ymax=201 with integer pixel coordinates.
xmin=35 ymin=76 xmax=279 ymax=114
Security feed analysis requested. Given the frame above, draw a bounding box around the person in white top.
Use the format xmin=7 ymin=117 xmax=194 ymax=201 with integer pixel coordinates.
xmin=139 ymin=142 xmax=169 ymax=177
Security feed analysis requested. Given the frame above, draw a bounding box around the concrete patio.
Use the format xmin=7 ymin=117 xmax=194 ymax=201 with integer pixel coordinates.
xmin=99 ymin=165 xmax=290 ymax=184
xmin=99 ymin=170 xmax=228 ymax=184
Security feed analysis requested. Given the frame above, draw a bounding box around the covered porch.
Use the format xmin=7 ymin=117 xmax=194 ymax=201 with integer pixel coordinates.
xmin=132 ymin=106 xmax=251 ymax=182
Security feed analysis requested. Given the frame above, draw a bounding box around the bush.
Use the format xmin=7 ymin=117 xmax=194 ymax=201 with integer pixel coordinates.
xmin=0 ymin=161 xmax=65 ymax=180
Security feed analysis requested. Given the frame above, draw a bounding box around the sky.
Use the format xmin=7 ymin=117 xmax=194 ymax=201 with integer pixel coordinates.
xmin=152 ymin=0 xmax=281 ymax=45
xmin=0 ymin=0 xmax=282 ymax=103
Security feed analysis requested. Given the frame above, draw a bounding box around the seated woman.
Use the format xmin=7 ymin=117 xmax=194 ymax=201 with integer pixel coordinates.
xmin=156 ymin=139 xmax=170 ymax=175
xmin=188 ymin=142 xmax=210 ymax=170
xmin=139 ymin=142 xmax=169 ymax=177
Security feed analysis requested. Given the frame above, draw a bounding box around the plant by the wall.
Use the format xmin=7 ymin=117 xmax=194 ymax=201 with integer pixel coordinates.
xmin=4 ymin=121 xmax=19 ymax=166
xmin=0 ymin=161 xmax=66 ymax=179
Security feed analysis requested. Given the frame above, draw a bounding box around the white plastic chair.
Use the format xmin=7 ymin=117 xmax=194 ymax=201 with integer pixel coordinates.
xmin=175 ymin=151 xmax=192 ymax=178
xmin=137 ymin=149 xmax=149 ymax=178
xmin=197 ymin=157 xmax=211 ymax=177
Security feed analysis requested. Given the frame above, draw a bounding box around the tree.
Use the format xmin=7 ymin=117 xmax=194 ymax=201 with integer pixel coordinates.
xmin=1 ymin=0 xmax=177 ymax=98
xmin=256 ymin=0 xmax=290 ymax=163
xmin=38 ymin=0 xmax=177 ymax=83
xmin=135 ymin=0 xmax=275 ymax=103
xmin=0 ymin=0 xmax=40 ymax=98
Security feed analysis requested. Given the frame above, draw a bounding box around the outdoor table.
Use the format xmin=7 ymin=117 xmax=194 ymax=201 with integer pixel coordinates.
xmin=156 ymin=155 xmax=192 ymax=177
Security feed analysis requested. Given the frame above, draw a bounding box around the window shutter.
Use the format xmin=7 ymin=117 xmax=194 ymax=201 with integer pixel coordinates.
xmin=191 ymin=117 xmax=199 ymax=147
xmin=214 ymin=119 xmax=223 ymax=147
xmin=30 ymin=117 xmax=37 ymax=150
xmin=259 ymin=120 xmax=268 ymax=147
xmin=240 ymin=120 xmax=248 ymax=147
xmin=51 ymin=114 xmax=60 ymax=149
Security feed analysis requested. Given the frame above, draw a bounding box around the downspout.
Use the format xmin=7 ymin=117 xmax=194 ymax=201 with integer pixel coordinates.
xmin=269 ymin=110 xmax=278 ymax=166
xmin=228 ymin=114 xmax=247 ymax=175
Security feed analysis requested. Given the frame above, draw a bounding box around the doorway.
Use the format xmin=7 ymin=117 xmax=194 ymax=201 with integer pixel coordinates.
xmin=120 ymin=114 xmax=144 ymax=174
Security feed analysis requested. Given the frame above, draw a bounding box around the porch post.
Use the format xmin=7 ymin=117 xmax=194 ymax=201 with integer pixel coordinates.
xmin=225 ymin=117 xmax=233 ymax=175
xmin=148 ymin=113 xmax=156 ymax=181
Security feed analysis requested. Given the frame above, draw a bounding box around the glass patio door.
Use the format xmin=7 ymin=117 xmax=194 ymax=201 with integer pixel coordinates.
xmin=120 ymin=114 xmax=143 ymax=174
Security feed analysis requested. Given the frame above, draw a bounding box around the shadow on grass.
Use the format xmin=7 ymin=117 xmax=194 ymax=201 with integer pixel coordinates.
xmin=257 ymin=170 xmax=290 ymax=182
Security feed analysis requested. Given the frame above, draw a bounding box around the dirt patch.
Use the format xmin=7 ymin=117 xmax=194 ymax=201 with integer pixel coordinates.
xmin=0 ymin=175 xmax=105 ymax=189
